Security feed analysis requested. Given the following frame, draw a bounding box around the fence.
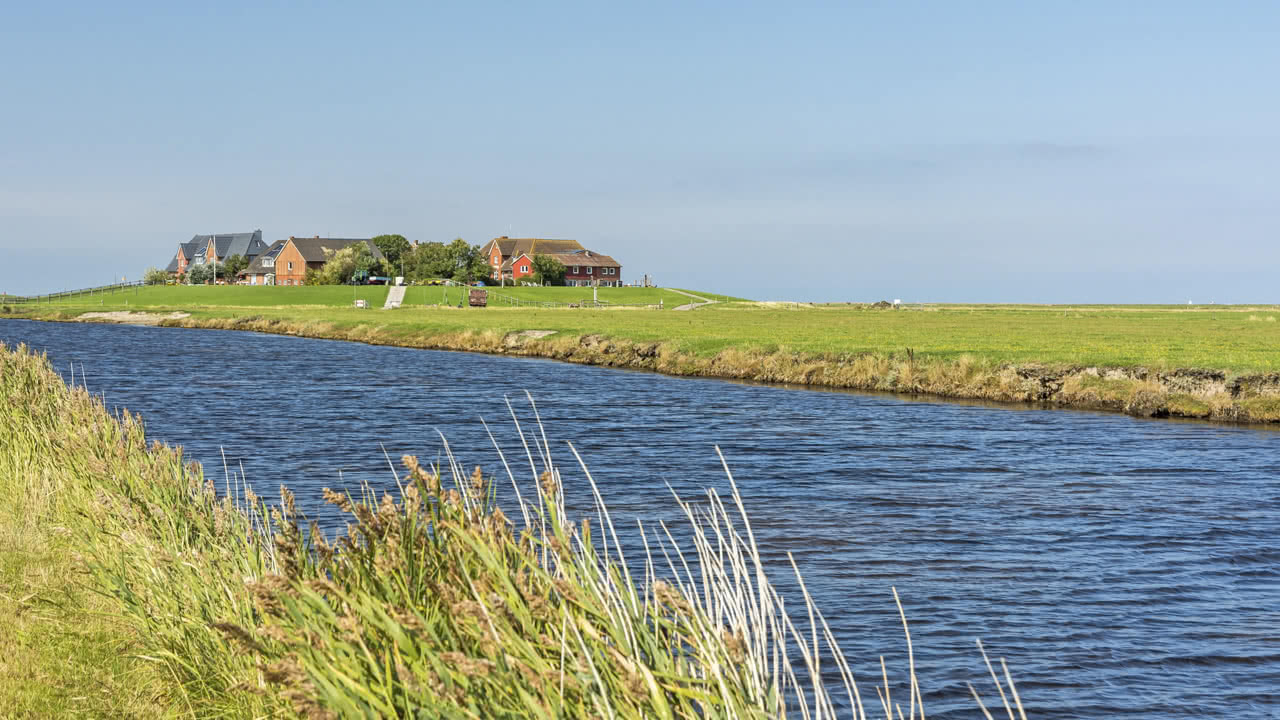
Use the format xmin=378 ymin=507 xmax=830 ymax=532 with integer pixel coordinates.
xmin=3 ymin=280 xmax=146 ymax=305
xmin=431 ymin=281 xmax=662 ymax=309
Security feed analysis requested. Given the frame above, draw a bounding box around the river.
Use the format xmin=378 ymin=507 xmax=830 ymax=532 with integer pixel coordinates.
xmin=2 ymin=320 xmax=1277 ymax=718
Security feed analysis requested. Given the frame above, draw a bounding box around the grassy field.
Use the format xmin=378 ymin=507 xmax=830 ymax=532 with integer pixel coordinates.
xmin=9 ymin=286 xmax=1279 ymax=371
xmin=8 ymin=287 xmax=1280 ymax=421
xmin=8 ymin=284 xmax=723 ymax=309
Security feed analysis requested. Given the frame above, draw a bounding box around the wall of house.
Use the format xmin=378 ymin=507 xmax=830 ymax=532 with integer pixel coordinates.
xmin=274 ymin=241 xmax=308 ymax=286
xmin=563 ymin=264 xmax=622 ymax=287
xmin=511 ymin=254 xmax=535 ymax=282
xmin=489 ymin=244 xmax=504 ymax=278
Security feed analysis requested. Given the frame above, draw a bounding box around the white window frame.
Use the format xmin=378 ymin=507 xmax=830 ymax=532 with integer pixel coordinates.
xmin=521 ymin=264 xmax=529 ymax=273
xmin=586 ymin=267 xmax=593 ymax=274
xmin=572 ymin=266 xmax=579 ymax=273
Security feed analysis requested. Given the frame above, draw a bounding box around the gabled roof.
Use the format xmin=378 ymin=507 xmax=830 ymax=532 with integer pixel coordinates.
xmin=544 ymin=250 xmax=620 ymax=268
xmin=164 ymin=257 xmax=180 ymax=273
xmin=178 ymin=241 xmax=204 ymax=260
xmin=285 ymin=237 xmax=385 ymax=263
xmin=510 ymin=250 xmax=620 ymax=268
xmin=188 ymin=230 xmax=267 ymax=260
xmin=487 ymin=237 xmax=586 ymax=259
xmin=241 ymin=239 xmax=287 ymax=276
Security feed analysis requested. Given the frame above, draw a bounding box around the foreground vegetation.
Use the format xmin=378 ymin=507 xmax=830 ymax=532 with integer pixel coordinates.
xmin=0 ymin=343 xmax=1024 ymax=717
xmin=6 ymin=287 xmax=1280 ymax=422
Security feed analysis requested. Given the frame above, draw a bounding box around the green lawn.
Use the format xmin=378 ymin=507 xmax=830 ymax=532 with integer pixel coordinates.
xmin=11 ymin=288 xmax=1280 ymax=372
xmin=14 ymin=284 xmax=707 ymax=309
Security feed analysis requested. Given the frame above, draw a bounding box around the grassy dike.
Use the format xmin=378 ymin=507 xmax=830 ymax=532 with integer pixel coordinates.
xmin=0 ymin=342 xmax=1025 ymax=718
xmin=6 ymin=287 xmax=1280 ymax=423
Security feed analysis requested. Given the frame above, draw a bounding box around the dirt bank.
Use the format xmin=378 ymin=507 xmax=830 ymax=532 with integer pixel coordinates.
xmin=77 ymin=311 xmax=191 ymax=325
xmin=73 ymin=312 xmax=1267 ymax=426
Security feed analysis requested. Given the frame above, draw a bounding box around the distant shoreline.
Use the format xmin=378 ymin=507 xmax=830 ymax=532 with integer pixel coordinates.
xmin=8 ymin=301 xmax=1280 ymax=425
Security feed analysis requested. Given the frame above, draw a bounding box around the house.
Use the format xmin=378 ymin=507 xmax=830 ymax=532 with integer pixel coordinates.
xmin=239 ymin=239 xmax=288 ymax=285
xmin=510 ymin=249 xmax=622 ymax=287
xmin=270 ymin=236 xmax=384 ymax=286
xmin=164 ymin=239 xmax=206 ymax=276
xmin=479 ymin=236 xmax=622 ymax=286
xmin=168 ymin=230 xmax=268 ymax=276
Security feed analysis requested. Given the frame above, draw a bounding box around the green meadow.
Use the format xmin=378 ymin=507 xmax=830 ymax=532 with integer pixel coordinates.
xmin=10 ymin=285 xmax=1280 ymax=372
xmin=11 ymin=284 xmax=733 ymax=310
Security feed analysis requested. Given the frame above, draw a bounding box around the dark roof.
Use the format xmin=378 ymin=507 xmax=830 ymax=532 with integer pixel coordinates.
xmin=164 ymin=257 xmax=180 ymax=273
xmin=186 ymin=230 xmax=266 ymax=260
xmin=488 ymin=237 xmax=585 ymax=259
xmin=242 ymin=239 xmax=287 ymax=276
xmin=286 ymin=237 xmax=384 ymax=263
xmin=178 ymin=241 xmax=203 ymax=260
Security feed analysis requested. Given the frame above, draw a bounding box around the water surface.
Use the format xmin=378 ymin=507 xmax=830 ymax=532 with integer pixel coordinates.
xmin=3 ymin=320 xmax=1277 ymax=718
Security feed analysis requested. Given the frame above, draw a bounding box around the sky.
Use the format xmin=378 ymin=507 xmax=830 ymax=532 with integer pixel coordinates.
xmin=2 ymin=1 xmax=1278 ymax=302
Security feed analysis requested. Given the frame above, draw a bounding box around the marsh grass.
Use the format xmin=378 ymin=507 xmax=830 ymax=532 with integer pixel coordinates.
xmin=1 ymin=343 xmax=1027 ymax=717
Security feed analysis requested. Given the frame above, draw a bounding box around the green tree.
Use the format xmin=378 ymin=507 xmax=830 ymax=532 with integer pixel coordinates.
xmin=307 ymin=243 xmax=379 ymax=285
xmin=143 ymin=267 xmax=169 ymax=285
xmin=531 ymin=254 xmax=566 ymax=286
xmin=404 ymin=241 xmax=450 ymax=281
xmin=220 ymin=254 xmax=249 ymax=282
xmin=444 ymin=238 xmax=491 ymax=283
xmin=371 ymin=234 xmax=411 ymax=268
xmin=187 ymin=263 xmax=214 ymax=285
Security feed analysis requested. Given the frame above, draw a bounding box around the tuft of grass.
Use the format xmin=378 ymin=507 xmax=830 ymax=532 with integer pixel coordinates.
xmin=1165 ymin=393 xmax=1212 ymax=418
xmin=1238 ymin=395 xmax=1280 ymax=422
xmin=1 ymin=343 xmax=1030 ymax=718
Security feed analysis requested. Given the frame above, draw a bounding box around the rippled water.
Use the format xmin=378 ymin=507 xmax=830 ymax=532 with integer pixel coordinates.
xmin=3 ymin=320 xmax=1278 ymax=718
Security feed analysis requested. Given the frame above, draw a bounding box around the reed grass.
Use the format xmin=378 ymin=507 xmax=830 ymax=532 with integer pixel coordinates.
xmin=1 ymin=342 xmax=1027 ymax=718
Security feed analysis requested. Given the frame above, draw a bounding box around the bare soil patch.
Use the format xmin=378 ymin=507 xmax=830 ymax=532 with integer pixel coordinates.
xmin=77 ymin=311 xmax=191 ymax=325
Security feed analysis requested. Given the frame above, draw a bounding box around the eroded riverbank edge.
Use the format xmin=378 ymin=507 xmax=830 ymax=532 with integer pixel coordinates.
xmin=12 ymin=311 xmax=1280 ymax=424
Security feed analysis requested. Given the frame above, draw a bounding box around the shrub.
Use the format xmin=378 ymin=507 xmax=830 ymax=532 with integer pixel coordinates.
xmin=143 ymin=266 xmax=170 ymax=285
xmin=186 ymin=264 xmax=214 ymax=284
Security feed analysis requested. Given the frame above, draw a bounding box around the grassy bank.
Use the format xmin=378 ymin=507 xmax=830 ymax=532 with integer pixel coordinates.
xmin=0 ymin=343 xmax=1023 ymax=717
xmin=7 ymin=286 xmax=1280 ymax=422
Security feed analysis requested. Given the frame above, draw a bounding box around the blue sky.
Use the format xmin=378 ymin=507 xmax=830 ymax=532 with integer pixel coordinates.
xmin=2 ymin=1 xmax=1277 ymax=301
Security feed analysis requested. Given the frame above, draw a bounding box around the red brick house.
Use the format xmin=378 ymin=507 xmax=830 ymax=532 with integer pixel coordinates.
xmin=480 ymin=237 xmax=622 ymax=286
xmin=164 ymin=240 xmax=202 ymax=276
xmin=510 ymin=250 xmax=622 ymax=287
xmin=271 ymin=236 xmax=384 ymax=286
xmin=165 ymin=230 xmax=267 ymax=278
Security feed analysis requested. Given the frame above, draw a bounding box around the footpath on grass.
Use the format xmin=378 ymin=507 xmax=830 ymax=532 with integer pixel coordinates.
xmin=6 ymin=288 xmax=1280 ymax=424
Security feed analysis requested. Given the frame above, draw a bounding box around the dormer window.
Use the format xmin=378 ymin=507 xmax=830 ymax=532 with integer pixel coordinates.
xmin=263 ymin=258 xmax=274 ymax=268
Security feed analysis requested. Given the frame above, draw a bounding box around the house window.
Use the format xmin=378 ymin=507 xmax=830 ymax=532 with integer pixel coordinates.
xmin=572 ymin=266 xmax=579 ymax=274
xmin=586 ymin=267 xmax=593 ymax=274
xmin=288 ymin=261 xmax=293 ymax=271
xmin=263 ymin=258 xmax=274 ymax=268
xmin=521 ymin=265 xmax=529 ymax=273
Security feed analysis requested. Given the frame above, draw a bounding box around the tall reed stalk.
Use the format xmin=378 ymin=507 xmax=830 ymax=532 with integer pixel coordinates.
xmin=0 ymin=342 xmax=1027 ymax=718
